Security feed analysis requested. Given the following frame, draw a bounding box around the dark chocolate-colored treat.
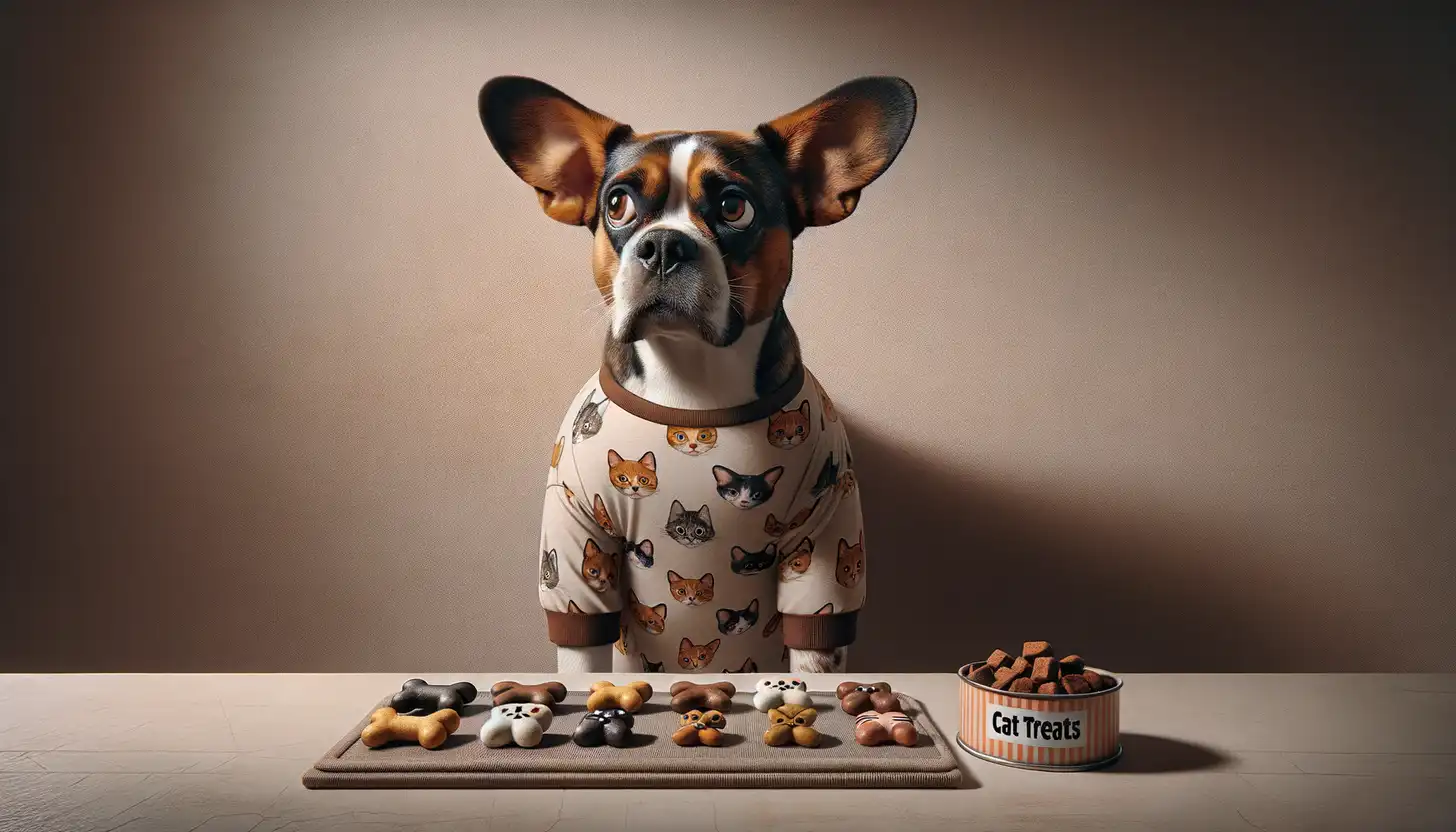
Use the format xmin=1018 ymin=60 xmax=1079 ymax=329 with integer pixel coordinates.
xmin=491 ymin=680 xmax=569 ymax=709
xmin=836 ymin=681 xmax=904 ymax=715
xmin=1058 ymin=654 xmax=1086 ymax=675
xmin=669 ymin=681 xmax=736 ymax=714
xmin=969 ymin=664 xmax=998 ymax=686
xmin=1061 ymin=673 xmax=1093 ymax=694
xmin=390 ymin=679 xmax=478 ymax=714
xmin=1009 ymin=656 xmax=1031 ymax=678
xmin=1037 ymin=681 xmax=1062 ymax=695
xmin=986 ymin=649 xmax=1012 ymax=670
xmin=1008 ymin=677 xmax=1036 ymax=694
xmin=992 ymin=667 xmax=1017 ymax=690
xmin=1031 ymin=656 xmax=1059 ymax=685
xmin=1022 ymin=641 xmax=1054 ymax=659
xmin=1082 ymin=670 xmax=1107 ymax=691
xmin=572 ymin=708 xmax=635 ymax=747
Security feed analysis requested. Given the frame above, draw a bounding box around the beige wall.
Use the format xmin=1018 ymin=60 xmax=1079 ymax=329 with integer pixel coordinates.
xmin=3 ymin=1 xmax=1451 ymax=672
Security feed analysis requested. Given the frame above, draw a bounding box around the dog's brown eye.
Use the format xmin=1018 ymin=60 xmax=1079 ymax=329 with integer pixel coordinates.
xmin=606 ymin=189 xmax=636 ymax=226
xmin=720 ymin=194 xmax=754 ymax=229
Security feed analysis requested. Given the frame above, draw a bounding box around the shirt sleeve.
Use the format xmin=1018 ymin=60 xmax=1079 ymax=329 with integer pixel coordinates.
xmin=539 ymin=436 xmax=624 ymax=648
xmin=773 ymin=385 xmax=866 ymax=651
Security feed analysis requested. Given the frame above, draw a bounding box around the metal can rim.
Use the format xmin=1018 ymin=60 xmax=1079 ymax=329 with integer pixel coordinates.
xmin=957 ymin=661 xmax=1124 ymax=699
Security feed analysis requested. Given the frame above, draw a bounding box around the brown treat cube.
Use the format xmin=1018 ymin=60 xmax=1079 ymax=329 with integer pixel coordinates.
xmin=992 ymin=667 xmax=1017 ymax=690
xmin=969 ymin=664 xmax=998 ymax=687
xmin=1061 ymin=673 xmax=1093 ymax=694
xmin=1031 ymin=656 xmax=1059 ymax=684
xmin=1022 ymin=641 xmax=1054 ymax=659
xmin=1082 ymin=670 xmax=1107 ymax=691
xmin=1008 ymin=677 xmax=1036 ymax=694
xmin=986 ymin=649 xmax=1012 ymax=670
xmin=1058 ymin=654 xmax=1085 ymax=674
xmin=1009 ymin=656 xmax=1031 ymax=678
xmin=1037 ymin=681 xmax=1062 ymax=695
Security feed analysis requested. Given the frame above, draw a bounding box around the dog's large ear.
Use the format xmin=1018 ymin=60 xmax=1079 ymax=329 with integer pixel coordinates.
xmin=479 ymin=76 xmax=627 ymax=226
xmin=757 ymin=76 xmax=916 ymax=229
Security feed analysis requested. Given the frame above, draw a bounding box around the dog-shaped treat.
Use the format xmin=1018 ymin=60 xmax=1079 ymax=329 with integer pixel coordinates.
xmin=854 ymin=710 xmax=919 ymax=747
xmin=360 ymin=707 xmax=460 ymax=750
xmin=763 ymin=704 xmax=821 ymax=747
xmin=572 ymin=708 xmax=635 ymax=748
xmin=479 ymin=702 xmax=554 ymax=748
xmin=835 ymin=681 xmax=902 ymax=715
xmin=669 ymin=680 xmax=736 ymax=714
xmin=490 ymin=680 xmax=568 ymax=709
xmin=585 ymin=680 xmax=653 ymax=713
xmin=672 ymin=709 xmax=727 ymax=746
xmin=753 ymin=678 xmax=812 ymax=713
xmin=389 ymin=679 xmax=477 ymax=714
xmin=480 ymin=75 xmax=916 ymax=677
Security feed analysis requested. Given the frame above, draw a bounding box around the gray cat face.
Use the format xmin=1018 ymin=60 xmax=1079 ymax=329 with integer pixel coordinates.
xmin=665 ymin=500 xmax=715 ymax=548
xmin=712 ymin=465 xmax=784 ymax=509
xmin=572 ymin=394 xmax=607 ymax=444
xmin=540 ymin=549 xmax=558 ymax=589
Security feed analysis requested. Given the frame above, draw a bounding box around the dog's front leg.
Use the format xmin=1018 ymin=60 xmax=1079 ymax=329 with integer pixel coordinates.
xmin=557 ymin=645 xmax=614 ymax=673
xmin=789 ymin=647 xmax=849 ymax=674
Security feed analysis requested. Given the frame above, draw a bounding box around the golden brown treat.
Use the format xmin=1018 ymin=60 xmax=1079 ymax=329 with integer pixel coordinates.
xmin=1009 ymin=656 xmax=1031 ymax=678
xmin=1037 ymin=681 xmax=1063 ymax=695
xmin=1061 ymin=674 xmax=1093 ymax=694
xmin=1022 ymin=641 xmax=1054 ymax=659
xmin=985 ymin=649 xmax=1013 ymax=670
xmin=1082 ymin=670 xmax=1108 ymax=691
xmin=992 ymin=667 xmax=1017 ymax=690
xmin=1009 ymin=677 xmax=1036 ymax=694
xmin=672 ymin=709 xmax=726 ymax=746
xmin=764 ymin=704 xmax=821 ymax=747
xmin=1031 ymin=657 xmax=1059 ymax=685
xmin=669 ymin=681 xmax=736 ymax=714
xmin=360 ymin=707 xmax=460 ymax=750
xmin=585 ymin=680 xmax=653 ymax=712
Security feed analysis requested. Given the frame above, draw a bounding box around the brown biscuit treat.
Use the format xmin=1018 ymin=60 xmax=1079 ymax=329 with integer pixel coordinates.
xmin=992 ymin=667 xmax=1017 ymax=690
xmin=969 ymin=664 xmax=998 ymax=687
xmin=1061 ymin=673 xmax=1093 ymax=694
xmin=1022 ymin=641 xmax=1054 ymax=659
xmin=1008 ymin=677 xmax=1036 ymax=694
xmin=1009 ymin=656 xmax=1031 ymax=678
xmin=490 ymin=681 xmax=569 ymax=709
xmin=669 ymin=681 xmax=737 ymax=714
xmin=1082 ymin=670 xmax=1107 ymax=691
xmin=1058 ymin=654 xmax=1085 ymax=675
xmin=985 ymin=649 xmax=1012 ymax=670
xmin=1031 ymin=656 xmax=1059 ymax=685
xmin=1037 ymin=681 xmax=1063 ymax=695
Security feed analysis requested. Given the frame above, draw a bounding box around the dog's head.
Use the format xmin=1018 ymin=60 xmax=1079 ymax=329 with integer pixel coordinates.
xmin=479 ymin=76 xmax=915 ymax=347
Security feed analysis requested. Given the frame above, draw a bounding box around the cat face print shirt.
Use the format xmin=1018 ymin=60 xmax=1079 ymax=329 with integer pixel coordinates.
xmin=538 ymin=363 xmax=865 ymax=674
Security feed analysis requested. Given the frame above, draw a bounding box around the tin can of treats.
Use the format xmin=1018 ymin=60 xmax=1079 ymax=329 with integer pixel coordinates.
xmin=956 ymin=661 xmax=1122 ymax=771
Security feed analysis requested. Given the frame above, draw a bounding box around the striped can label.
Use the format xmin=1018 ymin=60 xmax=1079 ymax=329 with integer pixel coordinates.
xmin=956 ymin=662 xmax=1122 ymax=770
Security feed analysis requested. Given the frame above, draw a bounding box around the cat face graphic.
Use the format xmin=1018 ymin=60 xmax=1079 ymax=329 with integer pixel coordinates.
xmin=539 ymin=549 xmax=558 ymax=589
xmin=607 ymin=449 xmax=657 ymax=498
xmin=730 ymin=543 xmax=777 ymax=576
xmin=667 ymin=426 xmax=718 ymax=456
xmin=836 ymin=531 xmax=865 ymax=588
xmin=767 ymin=401 xmax=811 ymax=449
xmin=712 ymin=465 xmax=784 ymax=510
xmin=624 ymin=538 xmax=655 ymax=569
xmin=667 ymin=570 xmax=714 ymax=606
xmin=572 ymin=394 xmax=608 ymax=444
xmin=677 ymin=637 xmax=721 ymax=670
xmin=716 ymin=598 xmax=760 ymax=635
xmin=581 ymin=540 xmax=616 ymax=592
xmin=665 ymin=500 xmax=715 ymax=547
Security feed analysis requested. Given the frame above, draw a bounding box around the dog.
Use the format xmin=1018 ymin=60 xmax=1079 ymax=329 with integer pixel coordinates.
xmin=479 ymin=75 xmax=915 ymax=674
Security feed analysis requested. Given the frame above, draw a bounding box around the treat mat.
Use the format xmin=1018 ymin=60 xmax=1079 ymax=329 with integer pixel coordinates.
xmin=303 ymin=689 xmax=962 ymax=789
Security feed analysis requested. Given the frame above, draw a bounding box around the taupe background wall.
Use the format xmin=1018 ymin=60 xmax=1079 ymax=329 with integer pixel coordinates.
xmin=3 ymin=1 xmax=1451 ymax=672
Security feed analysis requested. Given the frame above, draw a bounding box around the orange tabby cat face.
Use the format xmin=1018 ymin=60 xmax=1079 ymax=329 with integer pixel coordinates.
xmin=628 ymin=589 xmax=667 ymax=634
xmin=666 ymin=570 xmax=714 ymax=606
xmin=614 ymin=620 xmax=629 ymax=655
xmin=592 ymin=494 xmax=617 ymax=536
xmin=581 ymin=540 xmax=616 ymax=592
xmin=778 ymin=539 xmax=813 ymax=582
xmin=607 ymin=449 xmax=657 ymax=498
xmin=767 ymin=401 xmax=811 ymax=449
xmin=667 ymin=426 xmax=718 ymax=456
xmin=677 ymin=637 xmax=722 ymax=670
xmin=836 ymin=531 xmax=864 ymax=588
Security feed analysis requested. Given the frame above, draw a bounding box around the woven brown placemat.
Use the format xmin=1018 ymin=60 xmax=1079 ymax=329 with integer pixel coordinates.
xmin=302 ymin=689 xmax=962 ymax=789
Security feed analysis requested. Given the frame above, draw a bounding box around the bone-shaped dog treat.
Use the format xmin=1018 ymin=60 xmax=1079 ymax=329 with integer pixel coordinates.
xmin=752 ymin=678 xmax=811 ymax=713
xmin=572 ymin=708 xmax=635 ymax=748
xmin=490 ymin=680 xmax=568 ymax=709
xmin=479 ymin=702 xmax=554 ymax=748
xmin=672 ymin=709 xmax=726 ymax=746
xmin=835 ymin=681 xmax=903 ymax=715
xmin=764 ymin=704 xmax=821 ymax=747
xmin=389 ymin=679 xmax=478 ymax=714
xmin=669 ymin=681 xmax=736 ymax=714
xmin=585 ymin=680 xmax=653 ymax=713
xmin=854 ymin=710 xmax=919 ymax=747
xmin=360 ymin=707 xmax=461 ymax=750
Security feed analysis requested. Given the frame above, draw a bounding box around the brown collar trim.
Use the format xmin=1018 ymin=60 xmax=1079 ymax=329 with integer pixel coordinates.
xmin=598 ymin=361 xmax=807 ymax=428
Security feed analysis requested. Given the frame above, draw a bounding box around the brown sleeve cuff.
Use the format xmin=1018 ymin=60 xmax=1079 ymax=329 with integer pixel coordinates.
xmin=780 ymin=610 xmax=858 ymax=650
xmin=545 ymin=610 xmax=621 ymax=647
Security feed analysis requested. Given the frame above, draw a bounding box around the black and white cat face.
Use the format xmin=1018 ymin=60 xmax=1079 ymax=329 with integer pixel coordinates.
xmin=756 ymin=678 xmax=807 ymax=693
xmin=730 ymin=543 xmax=777 ymax=576
xmin=811 ymin=453 xmax=840 ymax=498
xmin=540 ymin=549 xmax=558 ymax=589
xmin=665 ymin=500 xmax=715 ymax=547
xmin=571 ymin=394 xmax=608 ymax=444
xmin=712 ymin=465 xmax=784 ymax=510
xmin=624 ymin=538 xmax=655 ymax=569
xmin=639 ymin=653 xmax=664 ymax=672
xmin=715 ymin=598 xmax=760 ymax=635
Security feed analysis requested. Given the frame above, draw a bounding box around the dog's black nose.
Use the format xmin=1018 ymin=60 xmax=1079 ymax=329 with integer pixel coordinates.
xmin=636 ymin=228 xmax=698 ymax=274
